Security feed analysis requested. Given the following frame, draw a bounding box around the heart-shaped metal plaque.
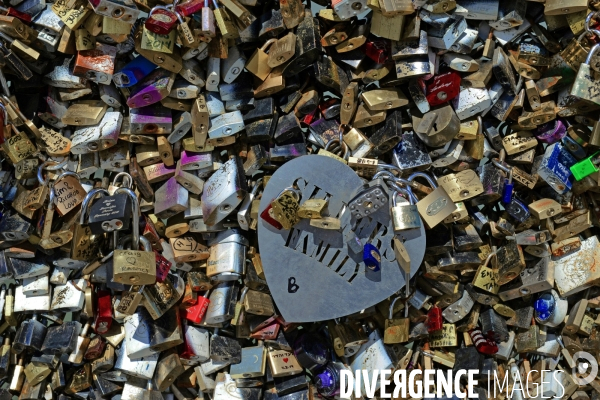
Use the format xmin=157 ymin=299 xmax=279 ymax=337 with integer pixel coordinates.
xmin=257 ymin=155 xmax=426 ymax=322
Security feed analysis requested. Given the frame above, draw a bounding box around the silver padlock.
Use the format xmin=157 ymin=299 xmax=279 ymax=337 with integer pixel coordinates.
xmin=50 ymin=279 xmax=88 ymax=312
xmin=441 ymin=289 xmax=474 ymax=323
xmin=206 ymin=57 xmax=220 ymax=92
xmin=114 ymin=343 xmax=159 ymax=380
xmin=154 ymin=177 xmax=189 ymax=219
xmin=237 ymin=179 xmax=262 ymax=231
xmin=70 ymin=112 xmax=122 ymax=154
xmin=221 ymin=46 xmax=246 ymax=83
xmin=206 ymin=229 xmax=248 ymax=282
xmin=208 ymin=111 xmax=245 ymax=140
xmin=204 ymin=282 xmax=238 ymax=325
xmin=390 ymin=188 xmax=421 ymax=232
xmin=201 ymin=157 xmax=248 ymax=226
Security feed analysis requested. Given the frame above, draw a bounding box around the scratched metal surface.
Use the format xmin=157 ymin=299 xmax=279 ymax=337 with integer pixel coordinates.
xmin=257 ymin=154 xmax=425 ymax=322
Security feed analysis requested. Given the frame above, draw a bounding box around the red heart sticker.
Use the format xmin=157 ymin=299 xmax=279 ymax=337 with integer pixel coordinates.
xmin=283 ymin=358 xmax=289 ymax=363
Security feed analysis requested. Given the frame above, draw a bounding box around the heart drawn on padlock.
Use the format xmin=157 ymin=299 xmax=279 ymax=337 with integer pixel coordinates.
xmin=258 ymin=155 xmax=426 ymax=322
xmin=126 ymin=257 xmax=137 ymax=265
xmin=283 ymin=358 xmax=289 ymax=363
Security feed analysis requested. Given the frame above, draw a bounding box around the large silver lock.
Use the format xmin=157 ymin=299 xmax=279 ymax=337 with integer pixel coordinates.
xmin=201 ymin=157 xmax=248 ymax=226
xmin=206 ymin=229 xmax=249 ymax=282
xmin=390 ymin=188 xmax=421 ymax=232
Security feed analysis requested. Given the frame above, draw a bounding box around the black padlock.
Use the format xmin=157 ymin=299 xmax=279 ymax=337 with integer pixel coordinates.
xmin=369 ymin=109 xmax=402 ymax=156
xmin=87 ymin=193 xmax=132 ymax=235
xmin=453 ymin=347 xmax=483 ymax=374
xmin=41 ymin=321 xmax=82 ymax=355
xmin=283 ymin=10 xmax=322 ymax=77
xmin=245 ymin=262 xmax=269 ymax=293
xmin=259 ymin=9 xmax=286 ymax=39
xmin=0 ymin=211 xmax=33 ymax=242
xmin=274 ymin=113 xmax=302 ymax=143
xmin=13 ymin=314 xmax=47 ymax=354
xmin=314 ymin=55 xmax=349 ymax=96
xmin=210 ymin=333 xmax=242 ymax=363
xmin=480 ymin=308 xmax=509 ymax=343
xmin=244 ymin=97 xmax=275 ymax=124
xmin=506 ymin=306 xmax=534 ymax=330
xmin=274 ymin=374 xmax=308 ymax=396
xmin=392 ymin=131 xmax=432 ymax=172
xmin=219 ymin=76 xmax=254 ymax=102
xmin=247 ymin=117 xmax=279 ymax=143
xmin=308 ymin=118 xmax=339 ymax=148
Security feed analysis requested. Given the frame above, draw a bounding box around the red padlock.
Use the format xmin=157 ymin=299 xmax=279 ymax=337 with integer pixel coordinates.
xmin=175 ymin=0 xmax=204 ymax=17
xmin=250 ymin=322 xmax=280 ymax=340
xmin=426 ymin=306 xmax=443 ymax=333
xmin=469 ymin=328 xmax=498 ymax=355
xmin=260 ymin=203 xmax=283 ymax=230
xmin=364 ymin=38 xmax=390 ymax=64
xmin=0 ymin=6 xmax=32 ymax=23
xmin=155 ymin=251 xmax=172 ymax=282
xmin=300 ymin=108 xmax=319 ymax=127
xmin=184 ymin=291 xmax=210 ymax=323
xmin=426 ymin=70 xmax=461 ymax=106
xmin=145 ymin=5 xmax=179 ymax=35
xmin=94 ymin=290 xmax=113 ymax=334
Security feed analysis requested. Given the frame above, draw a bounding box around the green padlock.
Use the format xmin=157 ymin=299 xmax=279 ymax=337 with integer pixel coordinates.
xmin=570 ymin=151 xmax=600 ymax=181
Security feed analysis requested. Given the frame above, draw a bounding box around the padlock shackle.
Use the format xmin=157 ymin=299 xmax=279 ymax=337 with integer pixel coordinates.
xmin=585 ymin=11 xmax=600 ymax=37
xmin=37 ymin=160 xmax=62 ymax=186
xmin=112 ymin=172 xmax=133 ymax=189
xmin=0 ymin=95 xmax=26 ymax=122
xmin=48 ymin=185 xmax=56 ymax=209
xmin=0 ymin=102 xmax=7 ymax=126
xmin=491 ymin=158 xmax=512 ymax=174
xmin=587 ymin=43 xmax=600 ymax=64
xmin=115 ymin=187 xmax=140 ymax=250
xmin=173 ymin=8 xmax=184 ymax=23
xmin=407 ymin=172 xmax=437 ymax=189
xmin=260 ymin=38 xmax=278 ymax=52
xmin=120 ymin=234 xmax=151 ymax=252
xmin=250 ymin=178 xmax=263 ymax=196
xmin=389 ymin=296 xmax=401 ymax=319
xmin=482 ymin=250 xmax=497 ymax=269
xmin=148 ymin=5 xmax=172 ymax=15
xmin=275 ymin=187 xmax=301 ymax=202
xmin=372 ymin=170 xmax=396 ymax=181
xmin=391 ymin=184 xmax=416 ymax=205
xmin=55 ymin=171 xmax=81 ymax=185
xmin=139 ymin=236 xmax=152 ymax=252
xmin=80 ymin=188 xmax=110 ymax=225
xmin=239 ymin=286 xmax=249 ymax=302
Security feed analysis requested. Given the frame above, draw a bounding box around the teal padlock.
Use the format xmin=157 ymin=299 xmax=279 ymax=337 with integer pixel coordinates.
xmin=570 ymin=151 xmax=600 ymax=181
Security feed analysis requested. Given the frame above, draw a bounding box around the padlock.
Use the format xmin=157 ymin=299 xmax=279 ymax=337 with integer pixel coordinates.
xmin=413 ymin=104 xmax=460 ymax=148
xmin=207 ymin=229 xmax=248 ymax=281
xmin=41 ymin=320 xmax=82 ymax=355
xmin=202 ymin=157 xmax=247 ymax=226
xmin=390 ymin=189 xmax=421 ymax=232
xmin=348 ymin=178 xmax=389 ymax=219
xmin=13 ymin=314 xmax=47 ymax=354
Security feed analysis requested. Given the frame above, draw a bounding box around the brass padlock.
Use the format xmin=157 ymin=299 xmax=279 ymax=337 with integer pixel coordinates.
xmin=383 ymin=297 xmax=409 ymax=344
xmin=269 ymin=187 xmax=301 ymax=230
xmin=113 ymin=233 xmax=156 ymax=286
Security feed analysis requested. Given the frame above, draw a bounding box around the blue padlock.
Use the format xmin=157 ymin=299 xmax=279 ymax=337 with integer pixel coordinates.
xmin=363 ymin=243 xmax=381 ymax=272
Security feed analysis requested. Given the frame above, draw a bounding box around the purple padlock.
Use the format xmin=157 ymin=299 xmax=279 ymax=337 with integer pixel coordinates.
xmin=535 ymin=119 xmax=567 ymax=144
